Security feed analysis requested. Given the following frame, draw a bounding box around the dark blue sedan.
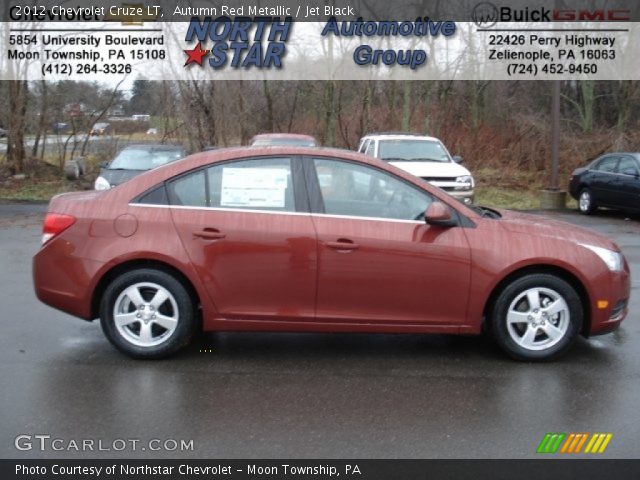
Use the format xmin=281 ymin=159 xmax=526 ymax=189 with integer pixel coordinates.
xmin=569 ymin=153 xmax=640 ymax=215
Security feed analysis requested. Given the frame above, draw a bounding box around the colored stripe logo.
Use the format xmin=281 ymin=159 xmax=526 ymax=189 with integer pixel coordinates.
xmin=537 ymin=433 xmax=612 ymax=454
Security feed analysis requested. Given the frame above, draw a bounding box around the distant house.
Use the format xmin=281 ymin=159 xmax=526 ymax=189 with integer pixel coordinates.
xmin=109 ymin=106 xmax=126 ymax=117
xmin=65 ymin=103 xmax=87 ymax=118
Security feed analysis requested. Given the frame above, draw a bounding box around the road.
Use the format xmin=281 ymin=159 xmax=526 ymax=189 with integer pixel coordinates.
xmin=0 ymin=203 xmax=638 ymax=459
xmin=0 ymin=135 xmax=158 ymax=155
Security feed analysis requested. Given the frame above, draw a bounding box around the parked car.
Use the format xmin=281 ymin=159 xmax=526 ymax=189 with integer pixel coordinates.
xmin=569 ymin=153 xmax=640 ymax=215
xmin=90 ymin=122 xmax=110 ymax=136
xmin=34 ymin=147 xmax=630 ymax=360
xmin=146 ymin=128 xmax=158 ymax=135
xmin=52 ymin=122 xmax=68 ymax=134
xmin=357 ymin=132 xmax=475 ymax=204
xmin=94 ymin=144 xmax=186 ymax=190
xmin=250 ymin=133 xmax=317 ymax=147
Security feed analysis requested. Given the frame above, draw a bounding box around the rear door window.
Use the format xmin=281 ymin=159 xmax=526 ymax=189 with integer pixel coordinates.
xmin=167 ymin=170 xmax=207 ymax=207
xmin=208 ymin=158 xmax=295 ymax=212
xmin=167 ymin=157 xmax=295 ymax=212
xmin=616 ymin=156 xmax=639 ymax=176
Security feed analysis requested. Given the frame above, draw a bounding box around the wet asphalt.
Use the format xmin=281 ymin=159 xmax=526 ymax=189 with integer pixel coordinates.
xmin=0 ymin=203 xmax=638 ymax=459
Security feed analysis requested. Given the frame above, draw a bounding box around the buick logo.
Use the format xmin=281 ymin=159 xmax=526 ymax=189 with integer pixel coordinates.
xmin=472 ymin=2 xmax=499 ymax=27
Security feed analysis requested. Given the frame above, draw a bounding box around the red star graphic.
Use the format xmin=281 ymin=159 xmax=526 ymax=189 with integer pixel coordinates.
xmin=184 ymin=42 xmax=209 ymax=67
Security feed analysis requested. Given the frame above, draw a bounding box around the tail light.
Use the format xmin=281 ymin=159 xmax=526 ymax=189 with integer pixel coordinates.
xmin=42 ymin=213 xmax=76 ymax=245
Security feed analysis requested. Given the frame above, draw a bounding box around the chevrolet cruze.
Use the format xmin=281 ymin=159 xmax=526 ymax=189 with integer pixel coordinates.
xmin=33 ymin=147 xmax=630 ymax=360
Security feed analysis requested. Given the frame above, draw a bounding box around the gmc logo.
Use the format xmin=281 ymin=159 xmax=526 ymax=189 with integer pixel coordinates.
xmin=553 ymin=9 xmax=630 ymax=21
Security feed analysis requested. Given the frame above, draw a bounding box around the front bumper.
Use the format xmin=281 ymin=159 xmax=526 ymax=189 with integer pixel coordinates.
xmin=588 ymin=268 xmax=631 ymax=336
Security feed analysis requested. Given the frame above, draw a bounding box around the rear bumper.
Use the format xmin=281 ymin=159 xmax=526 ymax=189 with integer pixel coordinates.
xmin=587 ymin=269 xmax=631 ymax=336
xmin=33 ymin=240 xmax=105 ymax=320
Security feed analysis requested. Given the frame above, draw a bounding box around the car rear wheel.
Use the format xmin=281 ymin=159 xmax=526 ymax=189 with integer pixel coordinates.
xmin=100 ymin=268 xmax=196 ymax=359
xmin=578 ymin=188 xmax=596 ymax=215
xmin=489 ymin=274 xmax=582 ymax=361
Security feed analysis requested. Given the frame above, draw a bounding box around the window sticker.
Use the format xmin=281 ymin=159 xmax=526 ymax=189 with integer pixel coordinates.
xmin=220 ymin=168 xmax=289 ymax=208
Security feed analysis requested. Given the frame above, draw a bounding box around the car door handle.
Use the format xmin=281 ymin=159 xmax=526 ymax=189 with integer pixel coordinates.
xmin=325 ymin=239 xmax=360 ymax=251
xmin=193 ymin=228 xmax=226 ymax=240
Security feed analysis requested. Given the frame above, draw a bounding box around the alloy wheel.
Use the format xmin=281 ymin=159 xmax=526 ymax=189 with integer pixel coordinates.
xmin=505 ymin=287 xmax=570 ymax=351
xmin=113 ymin=282 xmax=179 ymax=347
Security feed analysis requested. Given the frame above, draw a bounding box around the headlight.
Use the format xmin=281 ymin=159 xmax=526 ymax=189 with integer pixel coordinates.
xmin=454 ymin=175 xmax=474 ymax=191
xmin=94 ymin=176 xmax=111 ymax=191
xmin=579 ymin=244 xmax=624 ymax=272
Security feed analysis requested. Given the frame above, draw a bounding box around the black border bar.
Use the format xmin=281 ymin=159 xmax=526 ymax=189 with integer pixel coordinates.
xmin=5 ymin=459 xmax=640 ymax=480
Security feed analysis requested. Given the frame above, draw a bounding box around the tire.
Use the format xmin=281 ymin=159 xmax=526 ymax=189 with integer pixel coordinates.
xmin=100 ymin=268 xmax=196 ymax=359
xmin=578 ymin=188 xmax=596 ymax=215
xmin=489 ymin=274 xmax=582 ymax=361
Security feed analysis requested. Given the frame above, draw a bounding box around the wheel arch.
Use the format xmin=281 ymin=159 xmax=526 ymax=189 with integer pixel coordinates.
xmin=482 ymin=264 xmax=592 ymax=336
xmin=91 ymin=259 xmax=202 ymax=320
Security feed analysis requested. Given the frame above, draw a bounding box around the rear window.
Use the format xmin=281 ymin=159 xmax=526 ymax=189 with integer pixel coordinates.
xmin=109 ymin=148 xmax=184 ymax=171
xmin=251 ymin=138 xmax=316 ymax=147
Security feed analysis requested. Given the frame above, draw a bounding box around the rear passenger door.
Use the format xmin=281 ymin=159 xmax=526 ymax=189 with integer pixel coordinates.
xmin=590 ymin=155 xmax=619 ymax=206
xmin=613 ymin=156 xmax=640 ymax=210
xmin=167 ymin=157 xmax=318 ymax=322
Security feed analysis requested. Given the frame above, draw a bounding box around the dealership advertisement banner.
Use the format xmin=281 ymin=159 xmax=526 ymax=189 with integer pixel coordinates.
xmin=1 ymin=0 xmax=640 ymax=80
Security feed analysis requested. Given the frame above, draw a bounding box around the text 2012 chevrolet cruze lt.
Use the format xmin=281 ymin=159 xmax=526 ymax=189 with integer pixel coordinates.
xmin=33 ymin=147 xmax=630 ymax=360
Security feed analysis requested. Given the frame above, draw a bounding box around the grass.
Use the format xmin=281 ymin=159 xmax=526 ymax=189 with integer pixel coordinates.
xmin=0 ymin=177 xmax=70 ymax=202
xmin=473 ymin=167 xmax=578 ymax=210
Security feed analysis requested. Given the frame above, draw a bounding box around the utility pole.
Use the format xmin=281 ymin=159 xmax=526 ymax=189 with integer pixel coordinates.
xmin=550 ymin=80 xmax=560 ymax=190
xmin=540 ymin=80 xmax=566 ymax=209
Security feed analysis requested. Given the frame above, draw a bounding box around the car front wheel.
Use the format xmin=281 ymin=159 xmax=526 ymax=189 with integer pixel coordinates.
xmin=578 ymin=188 xmax=596 ymax=215
xmin=489 ymin=274 xmax=582 ymax=361
xmin=100 ymin=268 xmax=196 ymax=359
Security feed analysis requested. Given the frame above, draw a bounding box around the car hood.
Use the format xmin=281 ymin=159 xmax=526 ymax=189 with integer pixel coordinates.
xmin=388 ymin=161 xmax=471 ymax=178
xmin=100 ymin=168 xmax=146 ymax=187
xmin=496 ymin=209 xmax=619 ymax=251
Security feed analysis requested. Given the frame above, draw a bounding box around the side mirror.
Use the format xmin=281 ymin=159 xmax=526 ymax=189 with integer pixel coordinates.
xmin=99 ymin=161 xmax=109 ymax=169
xmin=452 ymin=155 xmax=463 ymax=164
xmin=425 ymin=202 xmax=457 ymax=227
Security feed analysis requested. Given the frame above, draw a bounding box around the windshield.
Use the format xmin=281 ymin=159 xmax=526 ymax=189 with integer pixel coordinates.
xmin=379 ymin=139 xmax=451 ymax=162
xmin=108 ymin=148 xmax=184 ymax=171
xmin=252 ymin=138 xmax=316 ymax=147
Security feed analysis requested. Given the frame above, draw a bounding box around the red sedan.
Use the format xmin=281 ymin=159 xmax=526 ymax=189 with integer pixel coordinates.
xmin=33 ymin=147 xmax=630 ymax=360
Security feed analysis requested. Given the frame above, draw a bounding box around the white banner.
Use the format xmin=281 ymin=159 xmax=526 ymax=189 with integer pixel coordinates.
xmin=1 ymin=21 xmax=638 ymax=80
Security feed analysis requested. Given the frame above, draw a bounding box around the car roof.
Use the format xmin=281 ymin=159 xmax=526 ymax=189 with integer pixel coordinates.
xmin=361 ymin=132 xmax=440 ymax=142
xmin=122 ymin=146 xmax=391 ymax=188
xmin=608 ymin=152 xmax=640 ymax=157
xmin=251 ymin=133 xmax=317 ymax=141
xmin=120 ymin=143 xmax=184 ymax=151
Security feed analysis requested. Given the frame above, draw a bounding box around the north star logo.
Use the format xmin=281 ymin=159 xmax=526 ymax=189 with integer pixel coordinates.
xmin=183 ymin=42 xmax=209 ymax=66
xmin=182 ymin=16 xmax=291 ymax=69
